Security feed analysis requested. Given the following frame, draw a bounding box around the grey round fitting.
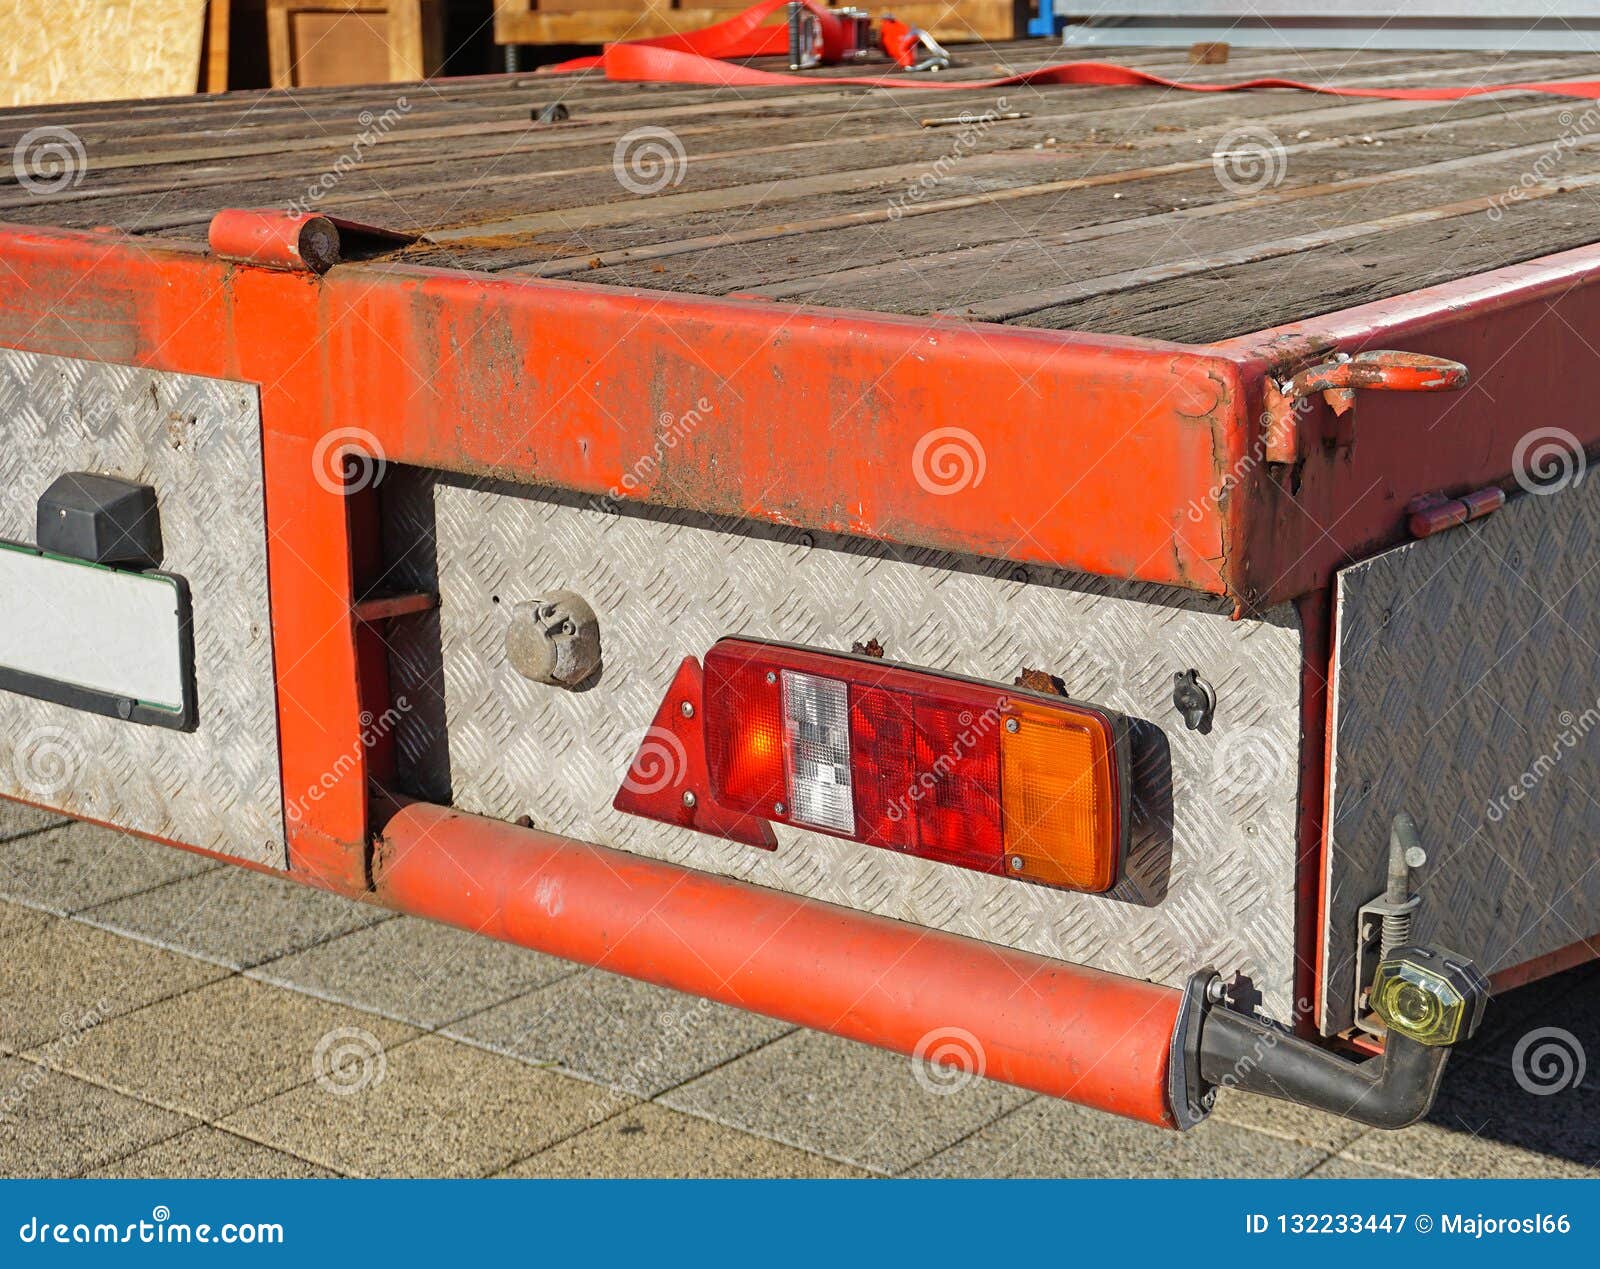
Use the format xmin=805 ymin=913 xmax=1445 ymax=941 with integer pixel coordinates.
xmin=505 ymin=591 xmax=602 ymax=688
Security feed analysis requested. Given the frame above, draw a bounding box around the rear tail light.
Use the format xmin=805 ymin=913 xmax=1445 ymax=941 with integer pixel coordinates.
xmin=620 ymin=638 xmax=1129 ymax=893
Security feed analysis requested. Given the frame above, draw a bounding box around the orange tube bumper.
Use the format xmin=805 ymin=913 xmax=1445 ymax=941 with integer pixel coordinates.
xmin=372 ymin=801 xmax=1186 ymax=1127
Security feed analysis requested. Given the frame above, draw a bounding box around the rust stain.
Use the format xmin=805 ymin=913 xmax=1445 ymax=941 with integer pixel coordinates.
xmin=1014 ymin=667 xmax=1068 ymax=697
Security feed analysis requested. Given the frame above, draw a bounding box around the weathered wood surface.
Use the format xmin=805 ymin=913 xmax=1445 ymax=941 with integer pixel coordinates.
xmin=3 ymin=40 xmax=1598 ymax=341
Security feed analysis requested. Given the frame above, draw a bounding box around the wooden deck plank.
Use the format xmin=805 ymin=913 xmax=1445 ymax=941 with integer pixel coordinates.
xmin=19 ymin=48 xmax=1515 ymax=228
xmin=527 ymin=96 xmax=1578 ymax=288
xmin=90 ymin=55 xmax=1555 ymax=235
xmin=2 ymin=40 xmax=1599 ymax=344
xmin=1013 ymin=188 xmax=1600 ymax=343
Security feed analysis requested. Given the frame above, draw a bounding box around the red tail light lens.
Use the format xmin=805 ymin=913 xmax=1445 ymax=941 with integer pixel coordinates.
xmin=698 ymin=639 xmax=1128 ymax=892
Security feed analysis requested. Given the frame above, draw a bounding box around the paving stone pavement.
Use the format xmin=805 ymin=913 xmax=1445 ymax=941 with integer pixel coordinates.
xmin=2 ymin=808 xmax=1597 ymax=1179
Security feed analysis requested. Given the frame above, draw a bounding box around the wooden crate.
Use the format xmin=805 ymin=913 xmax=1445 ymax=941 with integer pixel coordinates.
xmin=491 ymin=0 xmax=1023 ymax=48
xmin=266 ymin=0 xmax=446 ymax=86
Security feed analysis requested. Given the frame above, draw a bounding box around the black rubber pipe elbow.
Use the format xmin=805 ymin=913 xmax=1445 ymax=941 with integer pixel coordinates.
xmin=1196 ymin=1004 xmax=1450 ymax=1130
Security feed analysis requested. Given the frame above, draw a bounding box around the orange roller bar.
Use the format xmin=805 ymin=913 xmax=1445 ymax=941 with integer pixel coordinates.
xmin=372 ymin=800 xmax=1185 ymax=1127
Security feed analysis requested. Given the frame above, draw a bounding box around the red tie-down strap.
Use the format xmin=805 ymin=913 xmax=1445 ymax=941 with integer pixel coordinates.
xmin=544 ymin=0 xmax=800 ymax=72
xmin=546 ymin=0 xmax=1600 ymax=100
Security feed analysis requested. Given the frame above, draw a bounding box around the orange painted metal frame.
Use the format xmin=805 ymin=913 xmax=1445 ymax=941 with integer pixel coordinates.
xmin=375 ymin=800 xmax=1186 ymax=1124
xmin=6 ymin=216 xmax=1600 ymax=1114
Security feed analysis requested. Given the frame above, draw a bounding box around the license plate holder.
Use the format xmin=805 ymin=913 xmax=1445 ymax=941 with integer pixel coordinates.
xmin=0 ymin=540 xmax=196 ymax=731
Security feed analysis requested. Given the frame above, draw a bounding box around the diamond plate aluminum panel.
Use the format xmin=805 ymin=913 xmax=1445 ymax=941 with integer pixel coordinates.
xmin=1326 ymin=478 xmax=1600 ymax=1033
xmin=386 ymin=472 xmax=1304 ymax=1020
xmin=0 ymin=349 xmax=284 ymax=867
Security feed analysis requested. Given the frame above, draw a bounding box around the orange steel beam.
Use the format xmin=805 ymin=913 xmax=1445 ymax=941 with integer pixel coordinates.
xmin=373 ymin=799 xmax=1188 ymax=1126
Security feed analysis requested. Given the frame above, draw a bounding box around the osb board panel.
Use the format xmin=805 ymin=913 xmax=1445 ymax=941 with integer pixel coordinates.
xmin=0 ymin=0 xmax=207 ymax=107
xmin=492 ymin=0 xmax=1017 ymax=44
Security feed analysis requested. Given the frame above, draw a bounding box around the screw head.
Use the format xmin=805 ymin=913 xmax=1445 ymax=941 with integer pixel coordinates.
xmin=1004 ymin=717 xmax=1020 ymax=733
xmin=1008 ymin=855 xmax=1024 ymax=871
xmin=773 ymin=801 xmax=786 ymax=816
xmin=681 ymin=790 xmax=697 ymax=809
xmin=680 ymin=700 xmax=695 ymax=719
xmin=765 ymin=671 xmax=777 ymax=685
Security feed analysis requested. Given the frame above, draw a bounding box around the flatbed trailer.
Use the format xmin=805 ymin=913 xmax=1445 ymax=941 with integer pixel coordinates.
xmin=3 ymin=37 xmax=1599 ymax=1130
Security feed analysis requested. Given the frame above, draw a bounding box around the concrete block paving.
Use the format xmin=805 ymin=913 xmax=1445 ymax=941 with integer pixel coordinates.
xmin=1 ymin=811 xmax=1596 ymax=1178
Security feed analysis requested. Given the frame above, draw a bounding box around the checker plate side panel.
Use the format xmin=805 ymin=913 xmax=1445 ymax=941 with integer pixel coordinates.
xmin=387 ymin=472 xmax=1304 ymax=1020
xmin=0 ymin=349 xmax=284 ymax=867
xmin=1325 ymin=478 xmax=1600 ymax=1032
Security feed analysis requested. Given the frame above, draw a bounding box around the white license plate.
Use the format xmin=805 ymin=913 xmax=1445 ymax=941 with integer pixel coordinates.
xmin=0 ymin=541 xmax=194 ymax=729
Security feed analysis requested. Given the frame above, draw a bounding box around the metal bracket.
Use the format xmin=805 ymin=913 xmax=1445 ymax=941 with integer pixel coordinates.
xmin=1264 ymin=350 xmax=1469 ymax=463
xmin=1406 ymin=486 xmax=1507 ymax=539
xmin=1352 ymin=812 xmax=1428 ymax=1034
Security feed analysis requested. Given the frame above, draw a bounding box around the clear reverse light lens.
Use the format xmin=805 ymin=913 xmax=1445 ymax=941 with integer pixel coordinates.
xmin=782 ymin=669 xmax=854 ymax=833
